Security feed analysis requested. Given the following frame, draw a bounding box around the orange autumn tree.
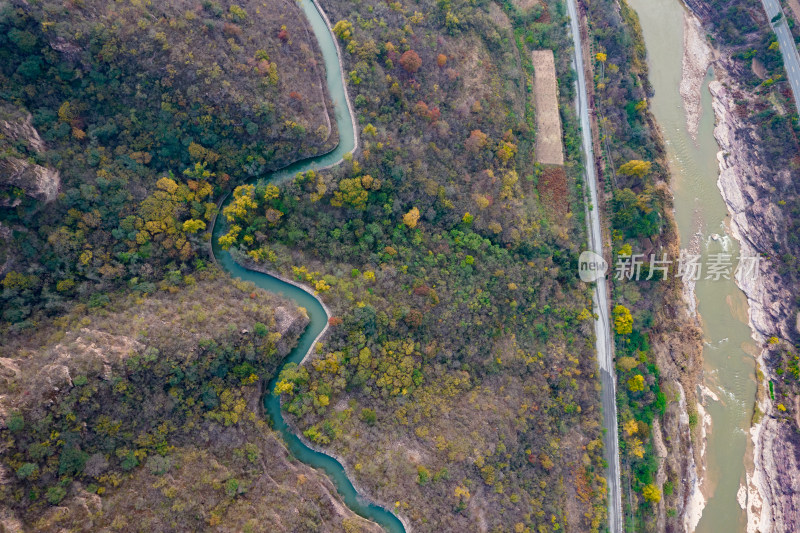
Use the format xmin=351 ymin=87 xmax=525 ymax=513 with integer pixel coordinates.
xmin=399 ymin=50 xmax=422 ymax=73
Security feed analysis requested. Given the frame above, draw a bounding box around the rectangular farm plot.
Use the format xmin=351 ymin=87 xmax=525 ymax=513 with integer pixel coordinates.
xmin=531 ymin=50 xmax=564 ymax=166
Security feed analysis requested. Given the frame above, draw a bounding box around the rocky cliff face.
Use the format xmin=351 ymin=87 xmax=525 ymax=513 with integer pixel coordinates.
xmin=711 ymin=79 xmax=796 ymax=342
xmin=672 ymin=4 xmax=800 ymax=529
xmin=709 ymin=57 xmax=800 ymax=533
xmin=675 ymin=0 xmax=800 ymax=528
xmin=0 ymin=105 xmax=60 ymax=205
xmin=0 ymin=158 xmax=60 ymax=205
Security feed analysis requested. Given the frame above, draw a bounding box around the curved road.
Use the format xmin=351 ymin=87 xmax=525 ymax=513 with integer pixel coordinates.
xmin=762 ymin=0 xmax=800 ymax=116
xmin=565 ymin=0 xmax=624 ymax=531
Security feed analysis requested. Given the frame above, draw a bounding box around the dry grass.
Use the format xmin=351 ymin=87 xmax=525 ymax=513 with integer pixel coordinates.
xmin=532 ymin=50 xmax=564 ymax=166
xmin=488 ymin=2 xmax=512 ymax=30
xmin=512 ymin=0 xmax=541 ymax=13
xmin=87 ymin=425 xmax=383 ymax=533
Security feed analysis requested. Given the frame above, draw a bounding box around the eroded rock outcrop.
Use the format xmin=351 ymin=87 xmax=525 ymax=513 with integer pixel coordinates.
xmin=0 ymin=107 xmax=45 ymax=153
xmin=0 ymin=158 xmax=60 ymax=205
xmin=0 ymin=105 xmax=60 ymax=205
xmin=709 ymin=61 xmax=800 ymax=533
xmin=711 ymin=80 xmax=795 ymax=342
xmin=0 ymin=329 xmax=143 ymax=416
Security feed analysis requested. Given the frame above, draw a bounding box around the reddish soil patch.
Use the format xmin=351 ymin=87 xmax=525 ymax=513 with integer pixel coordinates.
xmin=538 ymin=166 xmax=569 ymax=220
xmin=536 ymin=0 xmax=551 ymax=23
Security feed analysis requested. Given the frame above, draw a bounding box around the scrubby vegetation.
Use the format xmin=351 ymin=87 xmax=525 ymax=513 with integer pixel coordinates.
xmin=0 ymin=271 xmax=381 ymax=531
xmin=765 ymin=339 xmax=800 ymax=427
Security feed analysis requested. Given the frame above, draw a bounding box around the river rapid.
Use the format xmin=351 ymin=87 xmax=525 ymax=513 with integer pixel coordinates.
xmin=624 ymin=0 xmax=759 ymax=531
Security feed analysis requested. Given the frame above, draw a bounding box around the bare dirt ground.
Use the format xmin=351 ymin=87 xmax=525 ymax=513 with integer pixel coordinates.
xmin=531 ymin=50 xmax=564 ymax=165
xmin=788 ymin=0 xmax=800 ymax=24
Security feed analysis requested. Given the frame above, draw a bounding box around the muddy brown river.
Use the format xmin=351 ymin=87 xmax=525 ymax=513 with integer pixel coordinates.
xmin=625 ymin=0 xmax=758 ymax=531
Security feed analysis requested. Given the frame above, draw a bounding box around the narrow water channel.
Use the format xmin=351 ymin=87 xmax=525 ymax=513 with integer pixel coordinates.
xmin=624 ymin=0 xmax=758 ymax=531
xmin=212 ymin=0 xmax=404 ymax=531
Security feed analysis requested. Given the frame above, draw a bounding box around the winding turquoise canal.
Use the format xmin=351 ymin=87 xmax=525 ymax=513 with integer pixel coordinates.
xmin=211 ymin=1 xmax=404 ymax=531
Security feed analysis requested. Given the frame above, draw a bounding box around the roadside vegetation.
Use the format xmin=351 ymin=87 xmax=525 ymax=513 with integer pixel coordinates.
xmin=586 ymin=0 xmax=704 ymax=529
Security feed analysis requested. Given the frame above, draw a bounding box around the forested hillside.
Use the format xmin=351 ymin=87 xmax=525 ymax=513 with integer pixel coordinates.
xmin=221 ymin=0 xmax=610 ymax=530
xmin=2 ymin=0 xmax=618 ymax=530
xmin=0 ymin=0 xmax=387 ymax=529
xmin=0 ymin=0 xmax=336 ymax=326
xmin=0 ymin=270 xmax=385 ymax=531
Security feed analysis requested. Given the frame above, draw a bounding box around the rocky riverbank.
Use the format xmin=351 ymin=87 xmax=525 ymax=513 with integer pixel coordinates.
xmin=673 ymin=2 xmax=800 ymax=529
xmin=708 ymin=56 xmax=799 ymax=533
xmin=680 ymin=11 xmax=713 ymax=140
xmin=669 ymin=12 xmax=716 ymax=531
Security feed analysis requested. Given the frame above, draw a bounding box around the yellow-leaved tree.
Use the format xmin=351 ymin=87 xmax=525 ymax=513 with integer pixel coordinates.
xmin=612 ymin=304 xmax=633 ymax=335
xmin=223 ymin=185 xmax=258 ymax=222
xmin=403 ymin=207 xmax=420 ymax=228
xmin=642 ymin=484 xmax=661 ymax=503
xmin=618 ymin=159 xmax=652 ymax=178
xmin=627 ymin=374 xmax=645 ymax=392
xmin=629 ymin=438 xmax=645 ymax=458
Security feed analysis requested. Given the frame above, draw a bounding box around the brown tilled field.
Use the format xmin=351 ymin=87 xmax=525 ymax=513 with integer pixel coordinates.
xmin=532 ymin=50 xmax=564 ymax=166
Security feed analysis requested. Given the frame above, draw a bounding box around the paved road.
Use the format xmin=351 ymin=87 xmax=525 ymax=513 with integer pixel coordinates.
xmin=762 ymin=0 xmax=800 ymax=116
xmin=565 ymin=1 xmax=623 ymax=531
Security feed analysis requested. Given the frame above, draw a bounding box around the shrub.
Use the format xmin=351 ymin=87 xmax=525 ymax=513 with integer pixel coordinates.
xmin=16 ymin=463 xmax=38 ymax=479
xmin=612 ymin=305 xmax=633 ymax=336
xmin=46 ymin=486 xmax=67 ymax=504
xmin=360 ymin=408 xmax=377 ymax=425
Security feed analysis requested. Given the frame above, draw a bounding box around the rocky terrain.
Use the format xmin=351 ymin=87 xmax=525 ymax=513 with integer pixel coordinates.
xmin=711 ymin=73 xmax=800 ymax=533
xmin=0 ymin=105 xmax=60 ymax=206
xmin=668 ymin=0 xmax=800 ymax=528
xmin=0 ymin=273 xmax=382 ymax=532
xmin=705 ymin=33 xmax=800 ymax=533
xmin=680 ymin=12 xmax=713 ymax=140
